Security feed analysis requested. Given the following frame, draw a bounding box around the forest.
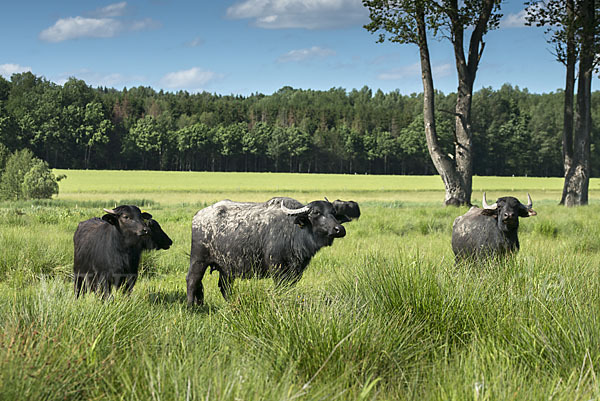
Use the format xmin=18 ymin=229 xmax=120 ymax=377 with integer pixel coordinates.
xmin=0 ymin=71 xmax=599 ymax=176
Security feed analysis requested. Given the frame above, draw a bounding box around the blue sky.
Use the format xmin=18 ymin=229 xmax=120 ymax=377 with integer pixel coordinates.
xmin=1 ymin=0 xmax=597 ymax=96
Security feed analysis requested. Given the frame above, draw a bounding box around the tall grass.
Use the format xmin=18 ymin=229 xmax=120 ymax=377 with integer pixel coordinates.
xmin=1 ymin=173 xmax=600 ymax=399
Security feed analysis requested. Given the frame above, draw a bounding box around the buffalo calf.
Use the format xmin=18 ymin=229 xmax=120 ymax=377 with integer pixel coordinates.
xmin=73 ymin=205 xmax=172 ymax=297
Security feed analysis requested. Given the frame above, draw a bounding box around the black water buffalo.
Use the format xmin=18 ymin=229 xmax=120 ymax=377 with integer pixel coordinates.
xmin=452 ymin=193 xmax=537 ymax=260
xmin=73 ymin=205 xmax=172 ymax=297
xmin=186 ymin=197 xmax=360 ymax=305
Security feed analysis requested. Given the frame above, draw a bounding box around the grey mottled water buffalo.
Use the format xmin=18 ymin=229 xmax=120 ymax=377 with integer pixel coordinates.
xmin=73 ymin=205 xmax=172 ymax=297
xmin=452 ymin=193 xmax=537 ymax=260
xmin=186 ymin=197 xmax=360 ymax=305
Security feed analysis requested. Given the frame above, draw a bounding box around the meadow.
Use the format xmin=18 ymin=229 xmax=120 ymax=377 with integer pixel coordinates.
xmin=1 ymin=170 xmax=600 ymax=400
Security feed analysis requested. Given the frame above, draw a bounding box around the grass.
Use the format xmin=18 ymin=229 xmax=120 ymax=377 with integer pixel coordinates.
xmin=1 ymin=171 xmax=599 ymax=400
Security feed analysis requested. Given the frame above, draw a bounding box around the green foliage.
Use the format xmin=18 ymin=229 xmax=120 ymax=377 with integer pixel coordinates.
xmin=1 ymin=71 xmax=600 ymax=176
xmin=0 ymin=148 xmax=35 ymax=200
xmin=0 ymin=149 xmax=62 ymax=201
xmin=0 ymin=143 xmax=9 ymax=174
xmin=21 ymin=159 xmax=60 ymax=199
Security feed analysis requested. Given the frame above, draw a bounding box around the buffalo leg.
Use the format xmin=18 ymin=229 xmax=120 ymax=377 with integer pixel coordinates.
xmin=187 ymin=259 xmax=209 ymax=306
xmin=74 ymin=273 xmax=85 ymax=297
xmin=115 ymin=273 xmax=137 ymax=294
xmin=218 ymin=272 xmax=234 ymax=300
xmin=123 ymin=274 xmax=138 ymax=294
xmin=99 ymin=275 xmax=112 ymax=299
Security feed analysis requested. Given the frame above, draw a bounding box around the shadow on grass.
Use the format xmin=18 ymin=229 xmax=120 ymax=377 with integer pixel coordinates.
xmin=146 ymin=289 xmax=221 ymax=314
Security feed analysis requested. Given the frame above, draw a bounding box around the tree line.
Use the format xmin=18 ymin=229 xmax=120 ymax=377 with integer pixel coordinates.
xmin=0 ymin=72 xmax=599 ymax=177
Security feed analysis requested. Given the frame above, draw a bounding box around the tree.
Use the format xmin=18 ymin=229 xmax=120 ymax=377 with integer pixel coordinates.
xmin=527 ymin=0 xmax=600 ymax=206
xmin=129 ymin=115 xmax=172 ymax=169
xmin=0 ymin=148 xmax=35 ymax=200
xmin=22 ymin=159 xmax=60 ymax=199
xmin=176 ymin=122 xmax=212 ymax=170
xmin=363 ymin=0 xmax=502 ymax=205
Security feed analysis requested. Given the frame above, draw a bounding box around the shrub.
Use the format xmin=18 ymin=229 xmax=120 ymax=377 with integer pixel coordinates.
xmin=0 ymin=149 xmax=64 ymax=200
xmin=22 ymin=159 xmax=60 ymax=199
xmin=0 ymin=149 xmax=35 ymax=200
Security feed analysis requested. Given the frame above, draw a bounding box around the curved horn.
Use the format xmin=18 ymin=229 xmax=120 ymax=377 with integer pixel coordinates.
xmin=482 ymin=192 xmax=497 ymax=210
xmin=525 ymin=193 xmax=533 ymax=209
xmin=324 ymin=196 xmax=330 ymax=202
xmin=281 ymin=201 xmax=310 ymax=216
xmin=103 ymin=208 xmax=116 ymax=214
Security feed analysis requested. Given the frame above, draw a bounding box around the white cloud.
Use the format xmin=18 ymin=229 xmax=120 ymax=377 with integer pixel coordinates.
xmin=278 ymin=46 xmax=336 ymax=62
xmin=130 ymin=18 xmax=161 ymax=31
xmin=160 ymin=67 xmax=222 ymax=90
xmin=39 ymin=3 xmax=158 ymax=42
xmin=39 ymin=17 xmax=122 ymax=42
xmin=378 ymin=62 xmax=452 ymax=80
xmin=501 ymin=9 xmax=528 ymax=28
xmin=226 ymin=0 xmax=368 ymax=29
xmin=0 ymin=63 xmax=32 ymax=78
xmin=91 ymin=2 xmax=128 ymax=18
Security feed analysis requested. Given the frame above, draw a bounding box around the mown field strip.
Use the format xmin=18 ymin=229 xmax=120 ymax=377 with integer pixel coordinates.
xmin=54 ymin=169 xmax=600 ymax=205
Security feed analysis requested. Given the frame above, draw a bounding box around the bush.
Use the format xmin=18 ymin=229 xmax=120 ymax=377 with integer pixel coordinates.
xmin=0 ymin=149 xmax=35 ymax=200
xmin=0 ymin=149 xmax=63 ymax=200
xmin=22 ymin=159 xmax=60 ymax=199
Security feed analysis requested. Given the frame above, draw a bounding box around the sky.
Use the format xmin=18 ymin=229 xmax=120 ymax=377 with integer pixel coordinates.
xmin=1 ymin=0 xmax=598 ymax=96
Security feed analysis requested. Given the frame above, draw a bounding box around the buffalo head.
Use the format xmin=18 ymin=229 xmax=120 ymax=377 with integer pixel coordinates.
xmin=481 ymin=193 xmax=537 ymax=231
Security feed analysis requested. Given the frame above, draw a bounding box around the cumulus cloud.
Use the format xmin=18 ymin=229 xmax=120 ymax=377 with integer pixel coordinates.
xmin=160 ymin=67 xmax=222 ymax=90
xmin=277 ymin=46 xmax=336 ymax=62
xmin=40 ymin=17 xmax=122 ymax=42
xmin=501 ymin=9 xmax=528 ymax=28
xmin=378 ymin=62 xmax=452 ymax=80
xmin=39 ymin=2 xmax=159 ymax=42
xmin=0 ymin=63 xmax=32 ymax=78
xmin=226 ymin=0 xmax=368 ymax=29
xmin=90 ymin=2 xmax=128 ymax=18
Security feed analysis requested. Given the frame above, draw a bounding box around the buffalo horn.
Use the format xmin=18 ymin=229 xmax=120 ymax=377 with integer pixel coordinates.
xmin=482 ymin=192 xmax=497 ymax=210
xmin=281 ymin=201 xmax=310 ymax=215
xmin=525 ymin=193 xmax=533 ymax=209
xmin=103 ymin=208 xmax=116 ymax=215
xmin=324 ymin=196 xmax=330 ymax=202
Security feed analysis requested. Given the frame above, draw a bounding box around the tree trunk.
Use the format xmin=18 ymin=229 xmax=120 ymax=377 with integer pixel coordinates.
xmin=416 ymin=7 xmax=469 ymax=206
xmin=562 ymin=0 xmax=594 ymax=207
xmin=560 ymin=0 xmax=577 ymax=205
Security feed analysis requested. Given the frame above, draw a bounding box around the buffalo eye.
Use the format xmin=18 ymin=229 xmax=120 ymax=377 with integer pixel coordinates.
xmin=122 ymin=215 xmax=129 ymax=220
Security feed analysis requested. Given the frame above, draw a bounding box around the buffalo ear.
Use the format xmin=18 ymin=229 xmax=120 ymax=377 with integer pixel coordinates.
xmin=102 ymin=213 xmax=119 ymax=225
xmin=141 ymin=212 xmax=153 ymax=220
xmin=294 ymin=215 xmax=309 ymax=228
xmin=481 ymin=208 xmax=498 ymax=217
xmin=519 ymin=206 xmax=537 ymax=218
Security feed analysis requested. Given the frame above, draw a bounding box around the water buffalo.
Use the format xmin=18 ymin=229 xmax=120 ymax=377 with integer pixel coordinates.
xmin=73 ymin=205 xmax=172 ymax=297
xmin=452 ymin=193 xmax=537 ymax=260
xmin=186 ymin=197 xmax=360 ymax=305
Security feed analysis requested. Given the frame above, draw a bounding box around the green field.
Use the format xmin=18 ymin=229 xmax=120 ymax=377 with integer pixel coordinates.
xmin=54 ymin=169 xmax=600 ymax=205
xmin=1 ymin=171 xmax=599 ymax=400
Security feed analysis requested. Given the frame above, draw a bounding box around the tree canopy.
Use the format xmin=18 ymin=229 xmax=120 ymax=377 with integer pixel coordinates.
xmin=0 ymin=72 xmax=599 ymax=177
